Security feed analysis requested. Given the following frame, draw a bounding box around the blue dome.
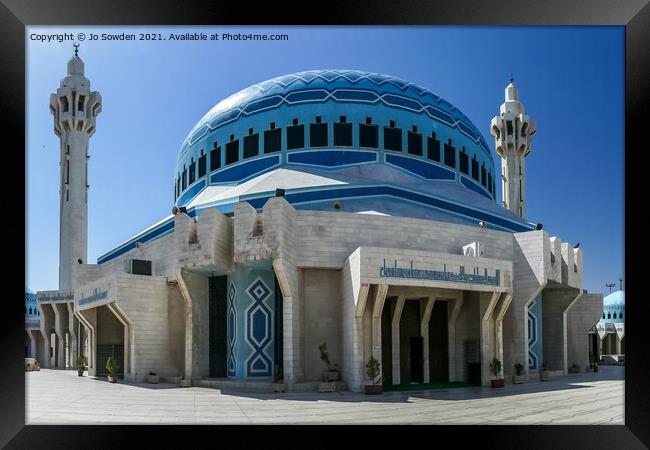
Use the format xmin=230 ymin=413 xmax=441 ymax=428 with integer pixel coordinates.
xmin=25 ymin=288 xmax=39 ymax=318
xmin=98 ymin=70 xmax=537 ymax=265
xmin=600 ymin=291 xmax=624 ymax=324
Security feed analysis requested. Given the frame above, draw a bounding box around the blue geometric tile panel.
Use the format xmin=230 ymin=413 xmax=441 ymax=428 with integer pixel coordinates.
xmin=227 ymin=282 xmax=237 ymax=377
xmin=245 ymin=278 xmax=273 ymax=377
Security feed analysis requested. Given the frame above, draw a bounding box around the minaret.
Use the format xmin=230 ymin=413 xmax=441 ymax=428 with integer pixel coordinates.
xmin=49 ymin=44 xmax=101 ymax=290
xmin=490 ymin=76 xmax=535 ymax=217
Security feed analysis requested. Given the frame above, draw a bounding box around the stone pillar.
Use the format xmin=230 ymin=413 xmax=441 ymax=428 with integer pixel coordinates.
xmin=391 ymin=295 xmax=406 ymax=385
xmin=447 ymin=295 xmax=464 ymax=382
xmin=77 ymin=308 xmax=97 ymax=375
xmin=494 ymin=293 xmax=513 ymax=380
xmin=420 ymin=296 xmax=435 ymax=383
xmin=616 ymin=335 xmax=622 ymax=355
xmin=39 ymin=304 xmax=53 ymax=368
xmin=52 ymin=303 xmax=68 ymax=368
xmin=370 ymin=284 xmax=388 ymax=380
xmin=27 ymin=330 xmax=37 ymax=359
xmin=480 ymin=292 xmax=501 ymax=386
xmin=107 ymin=303 xmax=133 ymax=379
xmin=176 ymin=271 xmax=194 ymax=378
xmin=66 ymin=302 xmax=78 ymax=368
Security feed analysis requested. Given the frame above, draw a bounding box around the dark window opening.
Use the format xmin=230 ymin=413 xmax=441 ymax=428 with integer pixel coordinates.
xmin=210 ymin=145 xmax=221 ymax=171
xmin=488 ymin=172 xmax=493 ymax=193
xmin=66 ymin=190 xmax=69 ymax=201
xmin=384 ymin=122 xmax=402 ymax=152
xmin=78 ymin=94 xmax=85 ymax=111
xmin=471 ymin=156 xmax=479 ymax=181
xmin=182 ymin=167 xmax=187 ymax=190
xmin=60 ymin=96 xmax=68 ymax=112
xmin=443 ymin=140 xmax=456 ymax=168
xmin=459 ymin=148 xmax=469 ymax=174
xmin=310 ymin=121 xmax=328 ymax=147
xmin=264 ymin=127 xmax=281 ymax=153
xmin=198 ymin=151 xmax=206 ymax=178
xmin=333 ymin=119 xmax=352 ymax=146
xmin=243 ymin=132 xmax=259 ymax=159
xmin=481 ymin=164 xmax=487 ymax=187
xmin=407 ymin=127 xmax=423 ymax=156
xmin=287 ymin=123 xmax=305 ymax=150
xmin=427 ymin=133 xmax=440 ymax=161
xmin=507 ymin=121 xmax=513 ymax=136
xmin=225 ymin=138 xmax=239 ymax=165
xmin=66 ymin=159 xmax=69 ymax=184
xmin=189 ymin=159 xmax=196 ymax=184
xmin=131 ymin=259 xmax=152 ymax=276
xmin=359 ymin=120 xmax=379 ymax=148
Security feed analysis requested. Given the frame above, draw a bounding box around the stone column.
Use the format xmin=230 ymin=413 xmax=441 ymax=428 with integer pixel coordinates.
xmin=480 ymin=292 xmax=501 ymax=386
xmin=370 ymin=284 xmax=388 ymax=380
xmin=494 ymin=293 xmax=513 ymax=380
xmin=420 ymin=296 xmax=435 ymax=383
xmin=447 ymin=295 xmax=464 ymax=382
xmin=27 ymin=330 xmax=37 ymax=359
xmin=53 ymin=303 xmax=68 ymax=368
xmin=391 ymin=295 xmax=406 ymax=385
xmin=66 ymin=302 xmax=78 ymax=369
xmin=77 ymin=309 xmax=97 ymax=375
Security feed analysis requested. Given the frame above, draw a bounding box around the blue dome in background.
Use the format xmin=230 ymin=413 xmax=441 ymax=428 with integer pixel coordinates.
xmin=599 ymin=290 xmax=624 ymax=324
xmin=25 ymin=288 xmax=39 ymax=318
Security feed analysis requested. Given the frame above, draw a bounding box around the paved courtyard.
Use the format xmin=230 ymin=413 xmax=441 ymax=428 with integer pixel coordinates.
xmin=26 ymin=366 xmax=624 ymax=425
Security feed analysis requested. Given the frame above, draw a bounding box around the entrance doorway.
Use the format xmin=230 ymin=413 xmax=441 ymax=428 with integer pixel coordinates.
xmin=409 ymin=337 xmax=423 ymax=383
xmin=209 ymin=275 xmax=228 ymax=378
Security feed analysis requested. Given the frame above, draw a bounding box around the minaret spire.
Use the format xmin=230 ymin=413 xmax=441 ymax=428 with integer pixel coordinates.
xmin=49 ymin=49 xmax=102 ymax=290
xmin=490 ymin=78 xmax=536 ymax=217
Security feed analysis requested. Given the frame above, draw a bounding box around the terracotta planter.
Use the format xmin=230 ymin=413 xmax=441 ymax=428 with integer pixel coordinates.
xmin=318 ymin=382 xmax=336 ymax=392
xmin=178 ymin=378 xmax=192 ymax=387
xmin=325 ymin=370 xmax=340 ymax=382
xmin=271 ymin=382 xmax=286 ymax=393
xmin=146 ymin=374 xmax=159 ymax=384
xmin=491 ymin=378 xmax=505 ymax=388
xmin=364 ymin=384 xmax=383 ymax=395
xmin=108 ymin=375 xmax=117 ymax=383
xmin=512 ymin=375 xmax=526 ymax=384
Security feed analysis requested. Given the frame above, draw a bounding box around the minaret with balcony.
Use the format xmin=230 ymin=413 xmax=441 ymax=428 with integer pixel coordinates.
xmin=49 ymin=44 xmax=102 ymax=290
xmin=490 ymin=77 xmax=535 ymax=217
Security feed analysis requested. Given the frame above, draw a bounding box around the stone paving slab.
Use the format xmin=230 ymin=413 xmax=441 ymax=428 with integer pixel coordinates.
xmin=26 ymin=366 xmax=624 ymax=425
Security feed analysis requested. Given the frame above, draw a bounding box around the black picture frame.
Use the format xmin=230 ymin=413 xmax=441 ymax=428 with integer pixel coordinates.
xmin=3 ymin=0 xmax=647 ymax=447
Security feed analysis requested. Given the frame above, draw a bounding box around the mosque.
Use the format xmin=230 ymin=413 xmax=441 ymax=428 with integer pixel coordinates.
xmin=593 ymin=288 xmax=625 ymax=365
xmin=29 ymin=48 xmax=605 ymax=391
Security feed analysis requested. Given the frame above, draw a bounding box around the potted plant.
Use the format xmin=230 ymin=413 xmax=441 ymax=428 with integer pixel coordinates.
xmin=364 ymin=356 xmax=383 ymax=394
xmin=77 ymin=355 xmax=88 ymax=376
xmin=539 ymin=363 xmax=550 ymax=381
xmin=25 ymin=362 xmax=32 ymax=372
xmin=271 ymin=364 xmax=286 ymax=392
xmin=146 ymin=371 xmax=159 ymax=384
xmin=178 ymin=375 xmax=191 ymax=387
xmin=512 ymin=362 xmax=526 ymax=384
xmin=34 ymin=360 xmax=40 ymax=371
xmin=318 ymin=342 xmax=337 ymax=392
xmin=489 ymin=357 xmax=504 ymax=388
xmin=106 ymin=357 xmax=119 ymax=383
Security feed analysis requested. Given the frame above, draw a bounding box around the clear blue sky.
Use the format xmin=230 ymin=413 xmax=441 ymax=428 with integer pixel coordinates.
xmin=26 ymin=26 xmax=624 ymax=294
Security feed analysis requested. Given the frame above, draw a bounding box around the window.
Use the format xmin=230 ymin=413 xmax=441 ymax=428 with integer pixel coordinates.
xmin=407 ymin=126 xmax=423 ymax=156
xmin=334 ymin=116 xmax=352 ymax=146
xmin=427 ymin=133 xmax=440 ymax=161
xmin=507 ymin=121 xmax=513 ymax=136
xmin=359 ymin=117 xmax=378 ymax=148
xmin=198 ymin=150 xmax=206 ymax=177
xmin=176 ymin=176 xmax=180 ymax=197
xmin=287 ymin=118 xmax=305 ymax=150
xmin=443 ymin=139 xmax=456 ymax=168
xmin=78 ymin=94 xmax=85 ymax=111
xmin=602 ymin=313 xmax=605 ymax=319
xmin=264 ymin=123 xmax=281 ymax=153
xmin=182 ymin=167 xmax=187 ymax=190
xmin=459 ymin=147 xmax=469 ymax=174
xmin=481 ymin=163 xmax=487 ymax=187
xmin=471 ymin=155 xmax=479 ymax=181
xmin=488 ymin=172 xmax=493 ymax=193
xmin=188 ymin=158 xmax=196 ymax=184
xmin=384 ymin=120 xmax=402 ymax=152
xmin=243 ymin=129 xmax=259 ymax=159
xmin=60 ymin=96 xmax=68 ymax=112
xmin=620 ymin=312 xmax=623 ymax=319
xmin=613 ymin=313 xmax=617 ymax=319
xmin=66 ymin=159 xmax=70 ymax=184
xmin=310 ymin=117 xmax=328 ymax=147
xmin=210 ymin=144 xmax=221 ymax=171
xmin=607 ymin=313 xmax=611 ymax=319
xmin=226 ymin=136 xmax=239 ymax=165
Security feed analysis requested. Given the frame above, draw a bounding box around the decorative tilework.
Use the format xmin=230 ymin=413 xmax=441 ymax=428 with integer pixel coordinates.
xmin=244 ymin=278 xmax=273 ymax=377
xmin=227 ymin=281 xmax=237 ymax=377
